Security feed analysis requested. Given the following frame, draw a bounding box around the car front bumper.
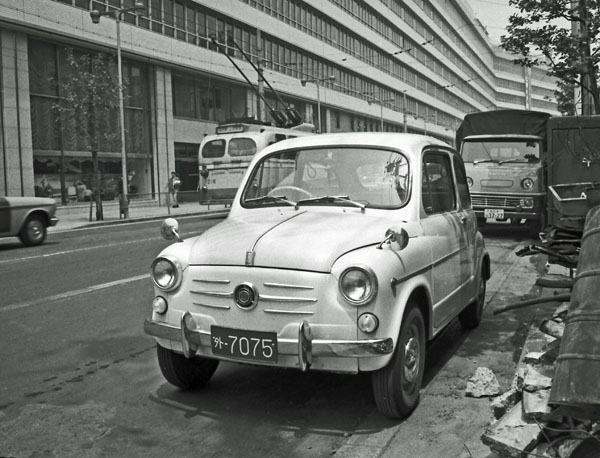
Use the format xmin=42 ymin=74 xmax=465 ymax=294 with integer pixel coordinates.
xmin=144 ymin=312 xmax=394 ymax=371
xmin=49 ymin=216 xmax=59 ymax=227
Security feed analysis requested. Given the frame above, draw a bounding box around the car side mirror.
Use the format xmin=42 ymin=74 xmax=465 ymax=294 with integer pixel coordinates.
xmin=377 ymin=226 xmax=409 ymax=250
xmin=161 ymin=218 xmax=183 ymax=242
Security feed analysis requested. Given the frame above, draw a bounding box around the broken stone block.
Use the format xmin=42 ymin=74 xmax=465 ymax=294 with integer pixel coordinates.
xmin=540 ymin=319 xmax=564 ymax=339
xmin=552 ymin=302 xmax=570 ymax=319
xmin=481 ymin=401 xmax=542 ymax=458
xmin=491 ymin=388 xmax=521 ymax=419
xmin=523 ymin=364 xmax=553 ymax=392
xmin=466 ymin=367 xmax=501 ymax=398
xmin=523 ymin=389 xmax=554 ymax=421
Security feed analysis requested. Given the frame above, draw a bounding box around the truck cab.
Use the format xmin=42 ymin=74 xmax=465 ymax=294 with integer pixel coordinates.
xmin=456 ymin=110 xmax=551 ymax=238
xmin=460 ymin=133 xmax=545 ymax=237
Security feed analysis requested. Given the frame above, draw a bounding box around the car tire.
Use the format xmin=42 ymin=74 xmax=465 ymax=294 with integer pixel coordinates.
xmin=19 ymin=215 xmax=47 ymax=246
xmin=372 ymin=302 xmax=426 ymax=418
xmin=459 ymin=269 xmax=486 ymax=329
xmin=156 ymin=344 xmax=219 ymax=390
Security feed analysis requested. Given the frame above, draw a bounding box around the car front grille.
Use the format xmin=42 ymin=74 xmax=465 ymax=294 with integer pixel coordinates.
xmin=471 ymin=195 xmax=521 ymax=208
xmin=187 ymin=267 xmax=321 ymax=316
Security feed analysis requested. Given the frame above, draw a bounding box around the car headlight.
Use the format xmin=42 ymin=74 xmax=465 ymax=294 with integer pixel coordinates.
xmin=521 ymin=178 xmax=535 ymax=190
xmin=467 ymin=177 xmax=473 ymax=187
xmin=151 ymin=256 xmax=182 ymax=291
xmin=339 ymin=266 xmax=378 ymax=305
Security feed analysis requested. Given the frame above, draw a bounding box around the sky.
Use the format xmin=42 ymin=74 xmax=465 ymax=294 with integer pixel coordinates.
xmin=466 ymin=0 xmax=519 ymax=44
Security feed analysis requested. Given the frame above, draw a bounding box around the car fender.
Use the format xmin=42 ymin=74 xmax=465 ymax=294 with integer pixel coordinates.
xmin=17 ymin=208 xmax=51 ymax=233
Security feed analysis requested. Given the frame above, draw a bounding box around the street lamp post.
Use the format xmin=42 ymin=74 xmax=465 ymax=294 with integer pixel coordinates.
xmin=90 ymin=1 xmax=144 ymax=208
xmin=300 ymin=75 xmax=335 ymax=133
xmin=367 ymin=96 xmax=395 ymax=131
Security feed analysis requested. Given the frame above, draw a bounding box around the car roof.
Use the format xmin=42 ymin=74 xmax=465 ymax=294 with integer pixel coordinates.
xmin=258 ymin=132 xmax=453 ymax=159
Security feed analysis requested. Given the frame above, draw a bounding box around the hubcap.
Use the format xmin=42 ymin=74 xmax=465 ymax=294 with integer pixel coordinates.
xmin=403 ymin=333 xmax=420 ymax=384
xmin=28 ymin=221 xmax=43 ymax=241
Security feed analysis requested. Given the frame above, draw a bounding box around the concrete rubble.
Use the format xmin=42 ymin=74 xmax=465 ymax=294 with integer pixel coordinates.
xmin=465 ymin=367 xmax=501 ymax=398
xmin=480 ymin=294 xmax=600 ymax=457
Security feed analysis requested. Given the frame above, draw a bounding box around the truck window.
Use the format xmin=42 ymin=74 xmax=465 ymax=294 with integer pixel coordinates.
xmin=462 ymin=140 xmax=541 ymax=163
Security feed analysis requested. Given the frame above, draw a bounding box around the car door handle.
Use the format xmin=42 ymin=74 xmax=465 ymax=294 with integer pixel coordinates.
xmin=460 ymin=216 xmax=467 ymax=224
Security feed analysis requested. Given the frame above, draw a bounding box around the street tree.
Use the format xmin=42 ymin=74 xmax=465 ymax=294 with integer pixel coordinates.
xmin=52 ymin=48 xmax=125 ymax=220
xmin=501 ymin=0 xmax=600 ymax=115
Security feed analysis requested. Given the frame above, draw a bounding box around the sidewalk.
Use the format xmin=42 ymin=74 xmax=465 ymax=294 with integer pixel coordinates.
xmin=49 ymin=198 xmax=230 ymax=232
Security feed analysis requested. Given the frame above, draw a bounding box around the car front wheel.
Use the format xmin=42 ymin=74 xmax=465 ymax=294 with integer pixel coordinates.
xmin=372 ymin=302 xmax=426 ymax=418
xmin=156 ymin=344 xmax=219 ymax=389
xmin=19 ymin=215 xmax=47 ymax=246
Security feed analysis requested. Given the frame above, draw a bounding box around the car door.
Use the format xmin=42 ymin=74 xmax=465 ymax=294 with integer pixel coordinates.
xmin=420 ymin=149 xmax=470 ymax=331
xmin=0 ymin=197 xmax=12 ymax=236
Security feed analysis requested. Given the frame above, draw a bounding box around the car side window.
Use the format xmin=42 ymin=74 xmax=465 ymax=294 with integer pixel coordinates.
xmin=452 ymin=156 xmax=472 ymax=209
xmin=422 ymin=152 xmax=456 ymax=214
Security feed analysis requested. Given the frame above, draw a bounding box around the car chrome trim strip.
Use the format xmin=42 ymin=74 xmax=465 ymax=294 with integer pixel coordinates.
xmin=263 ymin=282 xmax=314 ymax=290
xmin=190 ymin=289 xmax=234 ymax=298
xmin=249 ymin=211 xmax=306 ymax=251
xmin=263 ymin=309 xmax=314 ymax=315
xmin=192 ymin=302 xmax=231 ymax=309
xmin=192 ymin=279 xmax=231 ymax=284
xmin=144 ymin=316 xmax=393 ymax=359
xmin=259 ymin=294 xmax=318 ymax=303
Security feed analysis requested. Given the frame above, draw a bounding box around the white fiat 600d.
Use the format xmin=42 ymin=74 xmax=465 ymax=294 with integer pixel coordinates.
xmin=144 ymin=132 xmax=490 ymax=418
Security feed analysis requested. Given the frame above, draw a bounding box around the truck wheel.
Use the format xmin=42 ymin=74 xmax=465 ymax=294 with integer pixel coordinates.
xmin=157 ymin=344 xmax=219 ymax=389
xmin=372 ymin=302 xmax=425 ymax=418
xmin=19 ymin=215 xmax=47 ymax=246
xmin=459 ymin=270 xmax=486 ymax=329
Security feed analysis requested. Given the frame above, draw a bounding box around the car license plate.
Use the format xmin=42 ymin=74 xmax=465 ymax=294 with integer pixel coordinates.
xmin=484 ymin=208 xmax=504 ymax=219
xmin=211 ymin=326 xmax=278 ymax=363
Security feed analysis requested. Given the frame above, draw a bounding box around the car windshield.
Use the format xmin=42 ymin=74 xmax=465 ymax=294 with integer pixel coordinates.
xmin=241 ymin=147 xmax=410 ymax=209
xmin=461 ymin=140 xmax=541 ymax=163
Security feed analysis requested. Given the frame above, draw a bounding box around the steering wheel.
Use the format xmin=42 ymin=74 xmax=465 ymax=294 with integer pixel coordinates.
xmin=268 ymin=186 xmax=313 ymax=199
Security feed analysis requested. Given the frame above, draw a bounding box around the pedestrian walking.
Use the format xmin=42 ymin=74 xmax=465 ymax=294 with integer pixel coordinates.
xmin=168 ymin=171 xmax=181 ymax=208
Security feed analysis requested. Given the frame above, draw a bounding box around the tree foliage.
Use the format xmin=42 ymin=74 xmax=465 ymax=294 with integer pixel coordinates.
xmin=501 ymin=0 xmax=600 ymax=115
xmin=53 ymin=48 xmax=124 ymax=152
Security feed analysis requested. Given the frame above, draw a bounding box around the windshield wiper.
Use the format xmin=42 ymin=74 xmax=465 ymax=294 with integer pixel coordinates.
xmin=296 ymin=195 xmax=366 ymax=212
xmin=244 ymin=195 xmax=296 ymax=207
xmin=498 ymin=158 xmax=532 ymax=164
xmin=473 ymin=159 xmax=499 ymax=165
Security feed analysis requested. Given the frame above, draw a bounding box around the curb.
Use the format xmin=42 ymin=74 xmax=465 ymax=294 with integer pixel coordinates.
xmin=53 ymin=209 xmax=230 ymax=232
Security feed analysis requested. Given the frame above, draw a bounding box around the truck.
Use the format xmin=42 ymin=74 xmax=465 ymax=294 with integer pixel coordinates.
xmin=456 ymin=109 xmax=551 ymax=237
xmin=546 ymin=115 xmax=600 ymax=228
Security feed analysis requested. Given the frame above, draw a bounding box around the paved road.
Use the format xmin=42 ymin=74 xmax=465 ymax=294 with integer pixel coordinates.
xmin=0 ymin=219 xmax=560 ymax=458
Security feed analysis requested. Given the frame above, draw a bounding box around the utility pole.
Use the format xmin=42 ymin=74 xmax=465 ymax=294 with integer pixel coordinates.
xmin=402 ymin=91 xmax=408 ymax=133
xmin=573 ymin=0 xmax=598 ymax=114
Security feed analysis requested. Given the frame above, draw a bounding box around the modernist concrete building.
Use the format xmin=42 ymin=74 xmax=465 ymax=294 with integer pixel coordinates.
xmin=0 ymin=0 xmax=559 ymax=201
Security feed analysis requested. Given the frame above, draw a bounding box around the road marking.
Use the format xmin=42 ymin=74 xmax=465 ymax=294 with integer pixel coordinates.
xmin=1 ymin=274 xmax=150 ymax=313
xmin=0 ymin=230 xmax=204 ymax=264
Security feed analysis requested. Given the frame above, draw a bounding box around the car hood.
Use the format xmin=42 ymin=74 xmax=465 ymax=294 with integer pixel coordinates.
xmin=186 ymin=210 xmax=401 ymax=272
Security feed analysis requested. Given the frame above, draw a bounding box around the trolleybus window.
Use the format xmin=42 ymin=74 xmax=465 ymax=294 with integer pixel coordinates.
xmin=229 ymin=138 xmax=257 ymax=157
xmin=202 ymin=139 xmax=226 ymax=158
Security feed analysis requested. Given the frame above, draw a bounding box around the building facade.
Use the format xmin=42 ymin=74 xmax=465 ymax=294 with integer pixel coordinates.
xmin=0 ymin=0 xmax=559 ymax=201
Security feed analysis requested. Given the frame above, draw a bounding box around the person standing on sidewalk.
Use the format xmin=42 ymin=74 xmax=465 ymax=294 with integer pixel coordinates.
xmin=168 ymin=171 xmax=181 ymax=208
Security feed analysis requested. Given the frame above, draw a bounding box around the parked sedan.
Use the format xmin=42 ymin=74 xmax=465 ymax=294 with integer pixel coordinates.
xmin=144 ymin=132 xmax=490 ymax=418
xmin=0 ymin=197 xmax=59 ymax=246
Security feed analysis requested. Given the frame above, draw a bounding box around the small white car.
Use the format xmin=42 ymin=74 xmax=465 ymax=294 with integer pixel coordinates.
xmin=144 ymin=133 xmax=490 ymax=418
xmin=0 ymin=196 xmax=59 ymax=246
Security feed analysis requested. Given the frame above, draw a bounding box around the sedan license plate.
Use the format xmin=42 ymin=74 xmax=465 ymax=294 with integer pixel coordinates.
xmin=484 ymin=208 xmax=504 ymax=219
xmin=211 ymin=326 xmax=277 ymax=363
